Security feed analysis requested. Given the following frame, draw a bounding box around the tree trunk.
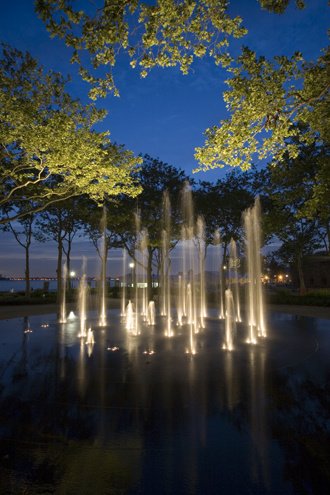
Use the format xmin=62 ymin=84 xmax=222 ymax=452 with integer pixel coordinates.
xmin=56 ymin=236 xmax=63 ymax=303
xmin=66 ymin=243 xmax=71 ymax=290
xmin=25 ymin=245 xmax=30 ymax=297
xmin=297 ymin=254 xmax=306 ymax=295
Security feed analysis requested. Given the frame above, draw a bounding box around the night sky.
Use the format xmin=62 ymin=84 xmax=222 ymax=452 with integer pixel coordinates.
xmin=0 ymin=0 xmax=328 ymax=277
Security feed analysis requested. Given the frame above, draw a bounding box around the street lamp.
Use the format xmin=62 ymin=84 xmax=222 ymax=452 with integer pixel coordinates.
xmin=129 ymin=262 xmax=135 ymax=287
xmin=129 ymin=262 xmax=135 ymax=298
xmin=69 ymin=270 xmax=76 ymax=290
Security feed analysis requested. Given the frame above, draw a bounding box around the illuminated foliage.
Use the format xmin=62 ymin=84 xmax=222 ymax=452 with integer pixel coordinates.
xmin=195 ymin=47 xmax=329 ymax=171
xmin=35 ymin=0 xmax=246 ymax=99
xmin=35 ymin=1 xmax=327 ymax=175
xmin=0 ymin=45 xmax=141 ymax=223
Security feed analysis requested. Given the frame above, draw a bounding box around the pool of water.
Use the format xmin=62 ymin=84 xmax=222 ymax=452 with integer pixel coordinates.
xmin=0 ymin=311 xmax=329 ymax=494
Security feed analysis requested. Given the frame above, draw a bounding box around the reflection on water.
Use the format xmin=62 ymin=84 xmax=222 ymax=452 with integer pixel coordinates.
xmin=0 ymin=311 xmax=329 ymax=494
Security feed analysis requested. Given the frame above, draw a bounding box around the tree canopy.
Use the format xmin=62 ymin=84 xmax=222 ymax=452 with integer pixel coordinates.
xmin=35 ymin=0 xmax=246 ymax=99
xmin=0 ymin=45 xmax=141 ymax=223
xmin=195 ymin=47 xmax=329 ymax=171
xmin=35 ymin=0 xmax=328 ymax=173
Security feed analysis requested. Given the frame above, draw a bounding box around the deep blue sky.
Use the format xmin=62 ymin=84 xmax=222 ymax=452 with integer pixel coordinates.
xmin=0 ymin=0 xmax=328 ymax=277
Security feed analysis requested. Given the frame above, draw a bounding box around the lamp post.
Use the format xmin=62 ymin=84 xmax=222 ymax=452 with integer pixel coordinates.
xmin=69 ymin=270 xmax=76 ymax=291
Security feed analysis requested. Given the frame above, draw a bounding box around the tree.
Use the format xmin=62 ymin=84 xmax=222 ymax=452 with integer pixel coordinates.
xmin=196 ymin=169 xmax=255 ymax=258
xmin=35 ymin=1 xmax=327 ymax=176
xmin=35 ymin=200 xmax=82 ymax=301
xmin=0 ymin=207 xmax=35 ymax=296
xmin=0 ymin=45 xmax=141 ymax=224
xmin=261 ymin=138 xmax=328 ymax=292
xmin=195 ymin=47 xmax=329 ymax=171
xmin=35 ymin=0 xmax=246 ymax=99
xmin=110 ymin=155 xmax=190 ymax=295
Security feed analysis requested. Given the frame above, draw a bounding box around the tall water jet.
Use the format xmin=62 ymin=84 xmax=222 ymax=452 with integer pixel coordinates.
xmin=139 ymin=229 xmax=149 ymax=321
xmin=182 ymin=183 xmax=198 ymax=334
xmin=59 ymin=262 xmax=67 ymax=323
xmin=223 ymin=288 xmax=236 ymax=351
xmin=99 ymin=206 xmax=107 ymax=327
xmin=196 ymin=216 xmax=207 ymax=328
xmin=187 ymin=283 xmax=196 ymax=354
xmin=125 ymin=300 xmax=135 ymax=332
xmin=213 ymin=231 xmax=225 ymax=319
xmin=243 ymin=198 xmax=267 ymax=343
xmin=161 ymin=191 xmax=173 ymax=336
xmin=229 ymin=238 xmax=242 ymax=322
xmin=78 ymin=259 xmax=88 ymax=338
xmin=133 ymin=210 xmax=141 ymax=336
xmin=177 ymin=273 xmax=184 ymax=326
xmin=86 ymin=327 xmax=95 ymax=345
xmin=121 ymin=248 xmax=127 ymax=316
xmin=147 ymin=300 xmax=156 ymax=326
xmin=177 ymin=225 xmax=188 ymax=325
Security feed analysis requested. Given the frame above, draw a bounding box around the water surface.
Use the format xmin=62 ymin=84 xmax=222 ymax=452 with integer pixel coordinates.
xmin=0 ymin=311 xmax=329 ymax=494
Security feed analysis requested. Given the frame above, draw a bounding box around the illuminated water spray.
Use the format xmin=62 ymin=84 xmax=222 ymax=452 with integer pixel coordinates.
xmin=161 ymin=191 xmax=173 ymax=336
xmin=213 ymin=231 xmax=225 ymax=320
xmin=197 ymin=216 xmax=207 ymax=328
xmin=99 ymin=206 xmax=107 ymax=327
xmin=229 ymin=238 xmax=242 ymax=323
xmin=78 ymin=259 xmax=88 ymax=338
xmin=223 ymin=289 xmax=236 ymax=351
xmin=243 ymin=198 xmax=267 ymax=343
xmin=125 ymin=300 xmax=135 ymax=332
xmin=147 ymin=301 xmax=156 ymax=326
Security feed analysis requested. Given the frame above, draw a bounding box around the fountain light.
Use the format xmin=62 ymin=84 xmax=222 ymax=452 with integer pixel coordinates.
xmin=41 ymin=323 xmax=49 ymax=328
xmin=143 ymin=350 xmax=155 ymax=355
xmin=107 ymin=346 xmax=119 ymax=351
xmin=129 ymin=262 xmax=135 ymax=288
xmin=85 ymin=327 xmax=95 ymax=345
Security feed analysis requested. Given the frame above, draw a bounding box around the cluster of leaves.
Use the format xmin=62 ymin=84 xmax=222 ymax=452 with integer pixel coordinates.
xmin=35 ymin=0 xmax=246 ymax=99
xmin=195 ymin=47 xmax=329 ymax=171
xmin=0 ymin=45 xmax=142 ymax=223
xmin=259 ymin=0 xmax=305 ymax=14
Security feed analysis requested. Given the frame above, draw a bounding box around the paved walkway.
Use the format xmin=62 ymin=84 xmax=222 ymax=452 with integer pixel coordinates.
xmin=0 ymin=302 xmax=329 ymax=320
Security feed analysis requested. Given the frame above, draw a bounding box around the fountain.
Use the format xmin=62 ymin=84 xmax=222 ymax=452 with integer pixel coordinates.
xmin=244 ymin=197 xmax=267 ymax=343
xmin=3 ymin=189 xmax=328 ymax=495
xmin=68 ymin=311 xmax=76 ymax=321
xmin=125 ymin=300 xmax=135 ymax=332
xmin=213 ymin=230 xmax=225 ymax=320
xmin=61 ymin=191 xmax=266 ymax=353
xmin=161 ymin=191 xmax=173 ymax=336
xmin=86 ymin=327 xmax=95 ymax=345
xmin=196 ymin=216 xmax=207 ymax=328
xmin=147 ymin=300 xmax=156 ymax=326
xmin=229 ymin=238 xmax=242 ymax=323
xmin=78 ymin=259 xmax=88 ymax=338
xmin=222 ymin=288 xmax=236 ymax=351
xmin=98 ymin=206 xmax=107 ymax=327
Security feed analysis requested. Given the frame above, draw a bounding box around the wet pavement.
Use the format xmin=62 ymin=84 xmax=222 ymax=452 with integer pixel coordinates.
xmin=0 ymin=310 xmax=329 ymax=494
